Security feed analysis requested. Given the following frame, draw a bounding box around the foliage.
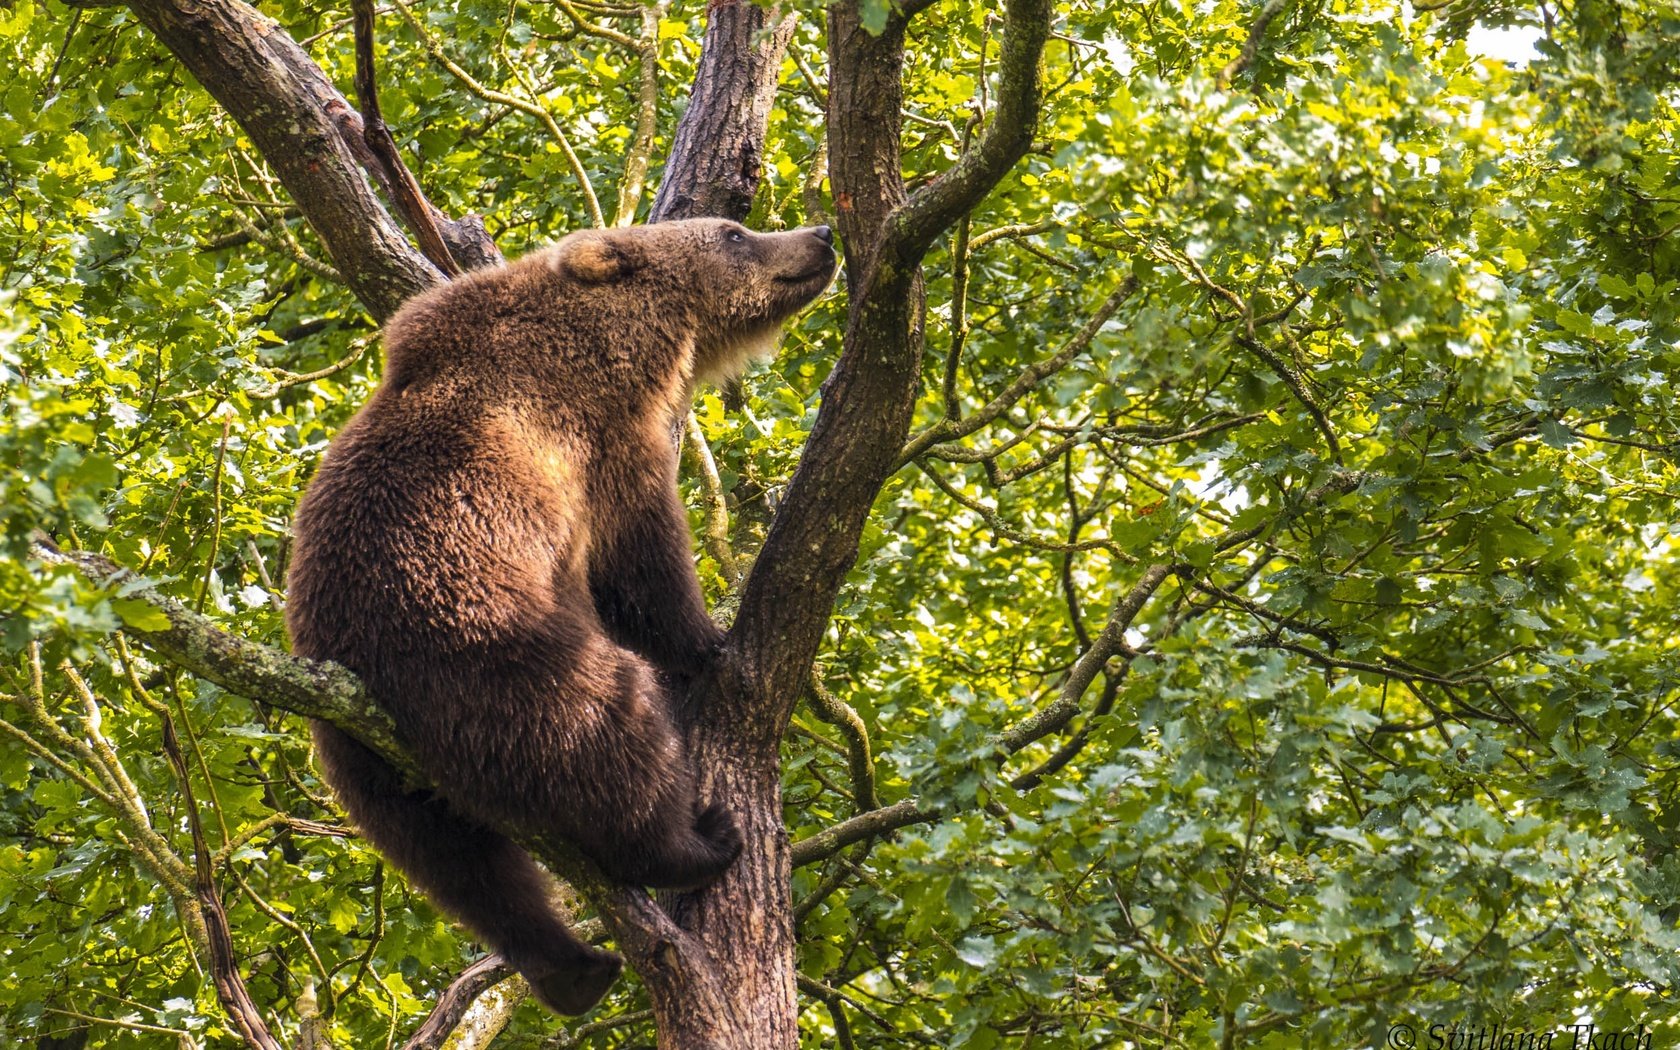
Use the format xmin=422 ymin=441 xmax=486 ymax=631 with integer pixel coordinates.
xmin=2 ymin=0 xmax=1679 ymax=1046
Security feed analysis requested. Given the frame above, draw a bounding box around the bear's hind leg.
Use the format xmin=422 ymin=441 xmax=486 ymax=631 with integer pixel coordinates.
xmin=586 ymin=796 xmax=745 ymax=891
xmin=311 ymin=723 xmax=621 ymax=1015
xmin=415 ymin=630 xmax=745 ymax=894
xmin=552 ymin=664 xmax=743 ymax=891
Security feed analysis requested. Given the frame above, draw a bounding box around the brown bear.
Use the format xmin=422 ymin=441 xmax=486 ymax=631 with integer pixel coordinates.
xmin=284 ymin=219 xmax=837 ymax=1016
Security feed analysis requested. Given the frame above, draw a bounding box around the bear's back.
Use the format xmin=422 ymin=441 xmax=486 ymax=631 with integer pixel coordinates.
xmin=286 ymin=384 xmax=593 ymax=679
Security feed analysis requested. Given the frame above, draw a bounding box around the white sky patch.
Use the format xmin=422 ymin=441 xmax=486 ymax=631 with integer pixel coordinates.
xmin=1464 ymin=23 xmax=1544 ymax=66
xmin=1184 ymin=458 xmax=1252 ymax=514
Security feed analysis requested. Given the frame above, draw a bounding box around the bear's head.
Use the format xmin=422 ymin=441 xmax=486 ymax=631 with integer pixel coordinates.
xmin=553 ymin=219 xmax=838 ymax=382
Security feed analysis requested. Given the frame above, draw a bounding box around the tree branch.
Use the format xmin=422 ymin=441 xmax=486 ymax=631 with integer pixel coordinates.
xmin=881 ymin=0 xmax=1053 ymax=269
xmin=719 ymin=0 xmax=918 ymax=742
xmin=31 ymin=541 xmax=407 ymax=773
xmin=900 ymin=275 xmax=1139 ymax=464
xmin=789 ymin=799 xmax=936 ymax=868
xmin=647 ymin=1 xmax=795 ymax=223
xmin=388 ymin=0 xmax=603 ymax=229
xmin=1219 ymin=0 xmax=1288 ymax=87
xmin=612 ymin=0 xmax=669 ymax=225
xmin=124 ymin=0 xmax=443 ymax=320
xmin=995 ymin=564 xmax=1171 ymax=753
xmin=682 ymin=413 xmax=744 ymax=584
xmin=350 ymin=0 xmax=462 ymax=276
xmin=805 ymin=676 xmax=877 ymax=812
xmin=161 ymin=709 xmax=285 ymax=1050
xmin=790 ymin=564 xmax=1168 ymax=869
xmin=400 ymin=955 xmax=514 ymax=1050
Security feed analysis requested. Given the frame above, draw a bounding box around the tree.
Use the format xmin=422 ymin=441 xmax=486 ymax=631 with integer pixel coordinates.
xmin=3 ymin=0 xmax=1679 ymax=1046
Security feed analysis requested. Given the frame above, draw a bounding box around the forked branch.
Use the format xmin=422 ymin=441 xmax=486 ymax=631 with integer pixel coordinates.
xmin=882 ymin=0 xmax=1054 ymax=268
xmin=125 ymin=0 xmax=441 ymax=319
xmin=350 ymin=0 xmax=462 ymax=276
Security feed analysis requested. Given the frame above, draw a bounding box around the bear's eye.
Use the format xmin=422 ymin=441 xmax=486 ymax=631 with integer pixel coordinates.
xmin=726 ymin=229 xmax=747 ymax=244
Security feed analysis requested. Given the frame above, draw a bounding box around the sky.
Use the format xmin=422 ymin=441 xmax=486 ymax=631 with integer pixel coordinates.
xmin=1464 ymin=23 xmax=1544 ymax=65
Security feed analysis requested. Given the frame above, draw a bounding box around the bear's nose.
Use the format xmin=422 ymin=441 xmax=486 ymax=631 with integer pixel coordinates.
xmin=810 ymin=225 xmax=833 ymax=245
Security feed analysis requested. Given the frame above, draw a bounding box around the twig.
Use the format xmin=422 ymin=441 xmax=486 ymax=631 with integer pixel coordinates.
xmin=231 ymin=866 xmax=332 ymax=992
xmin=942 ymin=214 xmax=972 ymax=420
xmin=915 ymin=461 xmax=1122 ymax=554
xmin=681 ymin=412 xmax=741 ymax=584
xmin=1218 ymin=0 xmax=1288 ymax=87
xmin=552 ymin=0 xmax=636 ymax=46
xmin=805 ymin=676 xmax=878 ymax=812
xmin=541 ymin=1008 xmax=654 ymax=1048
xmin=995 ymin=564 xmax=1171 ymax=753
xmin=231 ymin=211 xmax=344 ymax=283
xmin=246 ymin=336 xmax=376 ymax=400
xmin=899 ymin=276 xmax=1138 ymax=465
xmin=196 ymin=416 xmax=231 ymax=614
xmin=612 ymin=1 xmax=667 ymax=225
xmin=351 ymin=0 xmax=461 ymax=276
xmin=967 ymin=219 xmax=1053 ymax=249
xmin=40 ymin=1009 xmax=190 ymax=1038
xmin=161 ymin=704 xmax=284 ymax=1050
xmin=1233 ymin=333 xmax=1341 ymax=462
xmin=390 ymin=0 xmax=604 ymax=227
xmin=790 ymin=799 xmax=936 ymax=868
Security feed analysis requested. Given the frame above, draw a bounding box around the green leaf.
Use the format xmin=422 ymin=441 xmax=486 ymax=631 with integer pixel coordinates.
xmin=109 ymin=598 xmax=172 ymax=633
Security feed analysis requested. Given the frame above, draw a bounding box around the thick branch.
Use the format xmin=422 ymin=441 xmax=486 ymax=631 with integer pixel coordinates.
xmin=125 ymin=0 xmax=442 ymax=319
xmin=725 ymin=0 xmax=1054 ymax=736
xmin=721 ymin=0 xmax=915 ymax=742
xmin=32 ymin=542 xmax=737 ymax=1039
xmin=789 ymin=799 xmax=935 ymax=868
xmin=648 ymin=1 xmax=795 ymax=223
xmin=33 ymin=542 xmax=407 ymax=772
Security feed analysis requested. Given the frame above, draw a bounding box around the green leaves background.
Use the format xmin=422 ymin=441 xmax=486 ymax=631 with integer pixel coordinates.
xmin=3 ymin=0 xmax=1679 ymax=1045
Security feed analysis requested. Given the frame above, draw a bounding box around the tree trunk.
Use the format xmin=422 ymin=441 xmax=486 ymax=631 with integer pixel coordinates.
xmin=648 ymin=1 xmax=795 ymax=223
xmin=647 ymin=730 xmax=795 ymax=1047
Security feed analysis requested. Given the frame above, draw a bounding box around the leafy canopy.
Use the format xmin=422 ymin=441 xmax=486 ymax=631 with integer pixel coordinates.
xmin=2 ymin=0 xmax=1679 ymax=1046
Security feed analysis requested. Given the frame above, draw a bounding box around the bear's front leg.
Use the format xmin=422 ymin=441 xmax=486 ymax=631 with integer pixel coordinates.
xmin=588 ymin=485 xmax=724 ymax=681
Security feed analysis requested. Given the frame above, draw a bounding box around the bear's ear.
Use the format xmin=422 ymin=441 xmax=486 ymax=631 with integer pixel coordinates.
xmin=555 ymin=232 xmax=642 ymax=284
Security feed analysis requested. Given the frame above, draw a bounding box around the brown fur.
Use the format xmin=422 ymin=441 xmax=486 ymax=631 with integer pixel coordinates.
xmin=285 ymin=220 xmax=836 ymax=1015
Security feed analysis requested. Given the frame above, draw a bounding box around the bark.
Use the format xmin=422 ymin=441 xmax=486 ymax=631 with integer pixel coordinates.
xmin=647 ymin=1 xmax=795 ymax=223
xmin=125 ymin=0 xmax=443 ymax=320
xmin=35 ymin=544 xmax=405 ymax=771
xmin=399 ymin=956 xmax=514 ymax=1050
